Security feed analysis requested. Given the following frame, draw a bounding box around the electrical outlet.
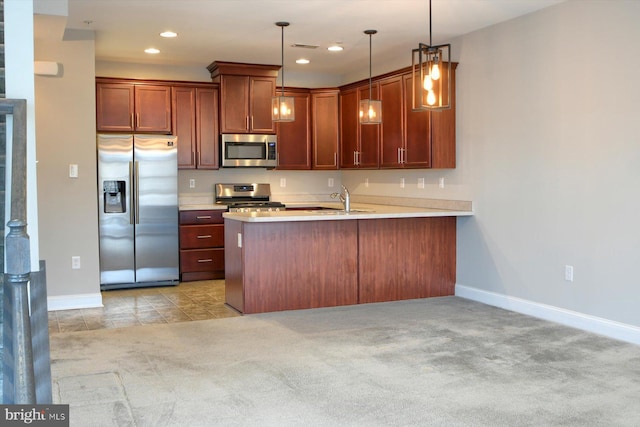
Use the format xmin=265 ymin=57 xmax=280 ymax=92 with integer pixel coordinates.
xmin=280 ymin=178 xmax=286 ymax=188
xmin=418 ymin=178 xmax=425 ymax=189
xmin=564 ymin=265 xmax=574 ymax=282
xmin=439 ymin=177 xmax=445 ymax=189
xmin=69 ymin=164 xmax=78 ymax=178
xmin=400 ymin=178 xmax=405 ymax=188
xmin=189 ymin=179 xmax=196 ymax=188
xmin=72 ymin=256 xmax=81 ymax=269
xmin=328 ymin=178 xmax=334 ymax=187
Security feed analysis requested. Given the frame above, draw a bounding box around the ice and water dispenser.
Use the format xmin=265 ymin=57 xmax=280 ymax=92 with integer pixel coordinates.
xmin=103 ymin=180 xmax=126 ymax=213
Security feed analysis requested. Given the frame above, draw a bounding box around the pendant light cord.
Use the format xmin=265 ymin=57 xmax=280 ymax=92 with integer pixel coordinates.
xmin=364 ymin=29 xmax=377 ymax=101
xmin=368 ymin=32 xmax=372 ymax=100
xmin=429 ymin=0 xmax=432 ymax=46
xmin=281 ymin=24 xmax=285 ymax=97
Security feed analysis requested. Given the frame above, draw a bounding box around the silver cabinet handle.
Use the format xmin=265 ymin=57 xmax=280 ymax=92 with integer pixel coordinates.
xmin=197 ymin=235 xmax=212 ymax=239
xmin=397 ymin=148 xmax=401 ymax=164
xmin=196 ymin=215 xmax=212 ymax=219
xmin=197 ymin=259 xmax=213 ymax=263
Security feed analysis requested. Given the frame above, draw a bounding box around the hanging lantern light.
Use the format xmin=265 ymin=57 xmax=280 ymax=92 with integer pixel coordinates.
xmin=411 ymin=0 xmax=452 ymax=111
xmin=359 ymin=29 xmax=382 ymax=124
xmin=272 ymin=21 xmax=295 ymax=122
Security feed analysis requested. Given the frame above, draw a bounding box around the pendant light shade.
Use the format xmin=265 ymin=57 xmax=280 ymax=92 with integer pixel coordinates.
xmin=359 ymin=29 xmax=382 ymax=124
xmin=272 ymin=21 xmax=295 ymax=122
xmin=411 ymin=0 xmax=452 ymax=111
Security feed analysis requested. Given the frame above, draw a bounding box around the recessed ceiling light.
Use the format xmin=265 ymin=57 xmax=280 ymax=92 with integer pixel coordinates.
xmin=328 ymin=45 xmax=344 ymax=52
xmin=296 ymin=58 xmax=310 ymax=64
xmin=145 ymin=48 xmax=160 ymax=54
xmin=160 ymin=31 xmax=178 ymax=38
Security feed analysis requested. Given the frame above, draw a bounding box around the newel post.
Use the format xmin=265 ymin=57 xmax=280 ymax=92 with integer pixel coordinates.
xmin=5 ymin=219 xmax=35 ymax=403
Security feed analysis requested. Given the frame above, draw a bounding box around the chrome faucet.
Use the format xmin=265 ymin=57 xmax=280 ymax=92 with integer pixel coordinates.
xmin=331 ymin=185 xmax=351 ymax=212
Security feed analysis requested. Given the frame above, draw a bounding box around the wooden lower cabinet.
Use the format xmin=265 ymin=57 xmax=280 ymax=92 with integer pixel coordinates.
xmin=179 ymin=210 xmax=225 ymax=281
xmin=224 ymin=216 xmax=456 ymax=314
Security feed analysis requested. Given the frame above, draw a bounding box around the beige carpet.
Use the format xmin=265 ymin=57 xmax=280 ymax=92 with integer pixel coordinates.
xmin=50 ymin=297 xmax=640 ymax=426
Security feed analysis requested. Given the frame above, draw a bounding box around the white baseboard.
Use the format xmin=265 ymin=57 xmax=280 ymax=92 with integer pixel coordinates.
xmin=455 ymin=284 xmax=640 ymax=346
xmin=47 ymin=293 xmax=103 ymax=311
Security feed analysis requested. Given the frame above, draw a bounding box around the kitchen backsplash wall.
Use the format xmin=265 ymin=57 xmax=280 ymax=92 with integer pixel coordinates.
xmin=178 ymin=169 xmax=342 ymax=204
xmin=178 ymin=167 xmax=472 ymax=206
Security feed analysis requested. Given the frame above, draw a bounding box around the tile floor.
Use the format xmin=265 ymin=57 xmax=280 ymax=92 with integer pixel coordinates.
xmin=48 ymin=280 xmax=239 ymax=334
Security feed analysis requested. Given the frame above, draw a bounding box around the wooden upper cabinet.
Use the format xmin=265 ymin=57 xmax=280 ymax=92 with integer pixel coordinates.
xmin=429 ymin=63 xmax=456 ymax=168
xmin=276 ymin=89 xmax=311 ymax=170
xmin=339 ymin=88 xmax=359 ymax=169
xmin=311 ymin=89 xmax=339 ymax=170
xmin=340 ymin=84 xmax=380 ymax=169
xmin=134 ymin=85 xmax=172 ymax=133
xmin=379 ymin=74 xmax=430 ymax=168
xmin=96 ymin=83 xmax=135 ymax=132
xmin=403 ymin=73 xmax=432 ymax=168
xmin=208 ymin=61 xmax=280 ymax=134
xmin=172 ymin=87 xmax=197 ymax=168
xmin=172 ymin=84 xmax=219 ymax=170
xmin=357 ymin=84 xmax=380 ymax=169
xmin=379 ymin=76 xmax=405 ymax=168
xmin=96 ymin=80 xmax=171 ymax=133
xmin=196 ymin=86 xmax=220 ymax=169
xmin=219 ymin=75 xmax=275 ymax=133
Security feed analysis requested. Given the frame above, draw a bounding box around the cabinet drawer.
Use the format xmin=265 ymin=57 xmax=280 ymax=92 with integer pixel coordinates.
xmin=180 ymin=248 xmax=225 ymax=272
xmin=179 ymin=210 xmax=224 ymax=225
xmin=180 ymin=224 xmax=224 ymax=249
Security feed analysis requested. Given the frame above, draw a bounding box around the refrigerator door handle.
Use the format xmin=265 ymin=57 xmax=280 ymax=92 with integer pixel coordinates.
xmin=134 ymin=160 xmax=140 ymax=224
xmin=129 ymin=161 xmax=135 ymax=225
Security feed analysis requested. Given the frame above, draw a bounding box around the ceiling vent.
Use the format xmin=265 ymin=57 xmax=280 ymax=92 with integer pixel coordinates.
xmin=291 ymin=43 xmax=319 ymax=49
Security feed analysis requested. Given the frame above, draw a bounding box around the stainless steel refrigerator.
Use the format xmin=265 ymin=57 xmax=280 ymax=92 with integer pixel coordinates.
xmin=97 ymin=134 xmax=179 ymax=290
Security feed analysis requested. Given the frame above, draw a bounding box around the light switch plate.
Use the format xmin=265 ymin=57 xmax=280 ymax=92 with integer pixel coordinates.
xmin=69 ymin=164 xmax=78 ymax=178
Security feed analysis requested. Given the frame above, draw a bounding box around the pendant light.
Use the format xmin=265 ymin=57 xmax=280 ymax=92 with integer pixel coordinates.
xmin=411 ymin=0 xmax=452 ymax=111
xmin=272 ymin=21 xmax=295 ymax=122
xmin=359 ymin=29 xmax=382 ymax=124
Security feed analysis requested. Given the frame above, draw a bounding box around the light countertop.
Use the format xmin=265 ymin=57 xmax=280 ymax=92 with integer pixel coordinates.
xmin=222 ymin=203 xmax=473 ymax=223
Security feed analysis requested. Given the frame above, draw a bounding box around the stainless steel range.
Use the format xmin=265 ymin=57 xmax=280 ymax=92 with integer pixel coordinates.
xmin=215 ymin=183 xmax=286 ymax=212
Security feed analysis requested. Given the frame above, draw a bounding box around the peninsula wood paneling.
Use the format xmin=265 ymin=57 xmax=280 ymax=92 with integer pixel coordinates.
xmin=224 ymin=219 xmax=244 ymax=312
xmin=239 ymin=220 xmax=358 ymax=314
xmin=358 ymin=217 xmax=456 ymax=303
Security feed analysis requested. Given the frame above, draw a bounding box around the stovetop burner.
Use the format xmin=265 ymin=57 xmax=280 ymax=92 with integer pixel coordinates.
xmin=215 ymin=183 xmax=285 ymax=212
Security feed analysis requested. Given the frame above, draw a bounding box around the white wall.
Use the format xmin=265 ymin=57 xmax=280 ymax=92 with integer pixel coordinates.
xmin=5 ymin=0 xmax=40 ymax=268
xmin=34 ymin=33 xmax=101 ymax=306
xmin=456 ymin=1 xmax=640 ymax=329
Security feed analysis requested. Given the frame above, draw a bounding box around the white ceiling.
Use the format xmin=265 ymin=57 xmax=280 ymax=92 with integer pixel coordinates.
xmin=64 ymin=0 xmax=565 ymax=79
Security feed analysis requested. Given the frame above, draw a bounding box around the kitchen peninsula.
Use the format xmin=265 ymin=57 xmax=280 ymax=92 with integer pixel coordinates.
xmin=223 ymin=202 xmax=473 ymax=314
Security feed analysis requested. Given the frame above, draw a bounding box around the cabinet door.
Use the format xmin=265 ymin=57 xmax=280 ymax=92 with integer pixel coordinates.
xmin=379 ymin=76 xmax=404 ymax=168
xmin=276 ymin=90 xmax=311 ymax=170
xmin=196 ymin=87 xmax=220 ymax=169
xmin=172 ymin=87 xmax=197 ymax=169
xmin=403 ymin=74 xmax=431 ymax=167
xmin=96 ymin=83 xmax=135 ymax=132
xmin=429 ymin=63 xmax=456 ymax=168
xmin=357 ymin=84 xmax=380 ymax=168
xmin=249 ymin=77 xmax=276 ymax=133
xmin=339 ymin=88 xmax=358 ymax=169
xmin=311 ymin=90 xmax=339 ymax=170
xmin=134 ymin=85 xmax=172 ymax=133
xmin=220 ymin=75 xmax=250 ymax=133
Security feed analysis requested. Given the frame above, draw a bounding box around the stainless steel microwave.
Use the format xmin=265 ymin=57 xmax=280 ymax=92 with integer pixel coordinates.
xmin=220 ymin=134 xmax=277 ymax=168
